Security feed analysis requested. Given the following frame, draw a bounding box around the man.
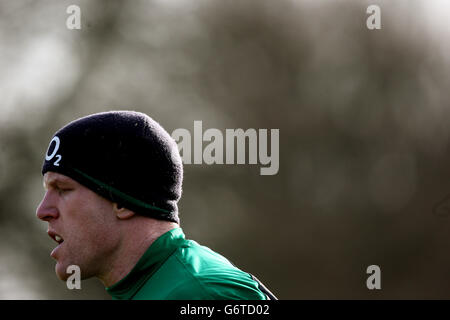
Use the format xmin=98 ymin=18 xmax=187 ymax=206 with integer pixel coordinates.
xmin=36 ymin=110 xmax=276 ymax=300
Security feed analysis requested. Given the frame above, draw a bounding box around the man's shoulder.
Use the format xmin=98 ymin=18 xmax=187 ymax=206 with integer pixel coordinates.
xmin=176 ymin=239 xmax=238 ymax=272
xmin=133 ymin=240 xmax=266 ymax=300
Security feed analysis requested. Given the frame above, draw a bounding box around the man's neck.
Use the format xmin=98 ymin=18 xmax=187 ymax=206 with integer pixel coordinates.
xmin=98 ymin=219 xmax=179 ymax=288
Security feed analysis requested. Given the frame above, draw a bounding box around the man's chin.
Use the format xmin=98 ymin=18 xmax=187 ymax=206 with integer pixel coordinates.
xmin=55 ymin=261 xmax=70 ymax=281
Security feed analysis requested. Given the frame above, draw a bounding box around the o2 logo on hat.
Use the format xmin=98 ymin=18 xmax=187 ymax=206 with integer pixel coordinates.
xmin=46 ymin=136 xmax=62 ymax=166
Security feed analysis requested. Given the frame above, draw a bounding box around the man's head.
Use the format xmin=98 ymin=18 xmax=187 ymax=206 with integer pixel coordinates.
xmin=36 ymin=111 xmax=183 ymax=282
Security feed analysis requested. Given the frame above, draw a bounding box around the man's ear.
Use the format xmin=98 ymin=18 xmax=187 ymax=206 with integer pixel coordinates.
xmin=113 ymin=203 xmax=135 ymax=220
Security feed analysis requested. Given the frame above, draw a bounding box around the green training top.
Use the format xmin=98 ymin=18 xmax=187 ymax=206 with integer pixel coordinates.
xmin=106 ymin=228 xmax=267 ymax=300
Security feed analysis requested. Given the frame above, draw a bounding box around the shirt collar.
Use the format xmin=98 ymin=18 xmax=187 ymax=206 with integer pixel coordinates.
xmin=106 ymin=227 xmax=186 ymax=300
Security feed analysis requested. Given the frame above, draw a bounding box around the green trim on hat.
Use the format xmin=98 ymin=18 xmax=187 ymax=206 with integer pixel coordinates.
xmin=72 ymin=167 xmax=171 ymax=215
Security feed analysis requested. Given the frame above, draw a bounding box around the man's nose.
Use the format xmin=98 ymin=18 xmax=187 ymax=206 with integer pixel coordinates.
xmin=36 ymin=191 xmax=59 ymax=221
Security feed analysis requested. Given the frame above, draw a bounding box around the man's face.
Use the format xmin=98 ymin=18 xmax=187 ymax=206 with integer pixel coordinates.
xmin=36 ymin=172 xmax=121 ymax=281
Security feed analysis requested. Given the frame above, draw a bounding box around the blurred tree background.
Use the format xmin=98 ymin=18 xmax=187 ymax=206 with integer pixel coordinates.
xmin=1 ymin=0 xmax=450 ymax=299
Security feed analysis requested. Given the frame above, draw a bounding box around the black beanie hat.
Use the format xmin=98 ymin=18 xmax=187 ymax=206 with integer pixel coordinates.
xmin=42 ymin=111 xmax=183 ymax=223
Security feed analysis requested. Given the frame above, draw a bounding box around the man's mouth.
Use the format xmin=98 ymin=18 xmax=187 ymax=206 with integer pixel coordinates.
xmin=54 ymin=235 xmax=64 ymax=244
xmin=48 ymin=230 xmax=64 ymax=244
xmin=48 ymin=230 xmax=65 ymax=259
